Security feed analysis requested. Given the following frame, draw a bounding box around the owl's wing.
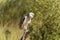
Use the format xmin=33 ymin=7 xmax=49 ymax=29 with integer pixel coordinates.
xmin=19 ymin=16 xmax=25 ymax=29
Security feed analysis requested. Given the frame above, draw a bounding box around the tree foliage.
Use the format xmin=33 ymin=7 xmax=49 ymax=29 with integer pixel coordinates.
xmin=0 ymin=0 xmax=60 ymax=40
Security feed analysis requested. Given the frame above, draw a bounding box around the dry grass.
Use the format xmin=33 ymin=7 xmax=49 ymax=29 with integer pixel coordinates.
xmin=0 ymin=23 xmax=30 ymax=40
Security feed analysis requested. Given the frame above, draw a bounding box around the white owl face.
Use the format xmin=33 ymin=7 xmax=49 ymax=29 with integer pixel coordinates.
xmin=29 ymin=12 xmax=34 ymax=18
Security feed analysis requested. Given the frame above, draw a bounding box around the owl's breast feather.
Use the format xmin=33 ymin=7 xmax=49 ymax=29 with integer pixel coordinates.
xmin=28 ymin=20 xmax=31 ymax=23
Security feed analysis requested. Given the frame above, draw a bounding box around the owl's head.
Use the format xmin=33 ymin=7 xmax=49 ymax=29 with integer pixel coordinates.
xmin=28 ymin=12 xmax=34 ymax=18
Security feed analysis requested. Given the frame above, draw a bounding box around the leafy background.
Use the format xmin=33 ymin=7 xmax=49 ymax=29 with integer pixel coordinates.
xmin=0 ymin=0 xmax=60 ymax=40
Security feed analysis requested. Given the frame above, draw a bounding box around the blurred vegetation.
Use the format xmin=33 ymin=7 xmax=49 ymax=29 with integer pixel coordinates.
xmin=0 ymin=0 xmax=60 ymax=40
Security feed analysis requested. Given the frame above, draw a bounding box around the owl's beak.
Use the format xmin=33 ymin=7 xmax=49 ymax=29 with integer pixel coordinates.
xmin=30 ymin=15 xmax=34 ymax=19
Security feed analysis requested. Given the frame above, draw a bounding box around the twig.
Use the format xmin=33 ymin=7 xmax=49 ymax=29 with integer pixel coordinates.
xmin=20 ymin=30 xmax=30 ymax=40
